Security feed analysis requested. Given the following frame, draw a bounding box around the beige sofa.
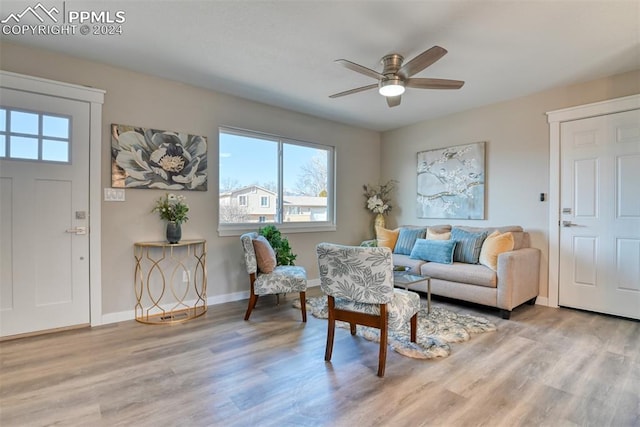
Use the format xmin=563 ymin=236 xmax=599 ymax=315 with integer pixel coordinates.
xmin=381 ymin=225 xmax=540 ymax=319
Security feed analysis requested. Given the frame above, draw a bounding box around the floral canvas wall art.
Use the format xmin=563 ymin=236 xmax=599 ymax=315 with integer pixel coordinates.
xmin=111 ymin=124 xmax=207 ymax=191
xmin=416 ymin=142 xmax=485 ymax=219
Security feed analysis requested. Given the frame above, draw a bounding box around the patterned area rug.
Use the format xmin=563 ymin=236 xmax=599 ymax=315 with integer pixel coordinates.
xmin=293 ymin=296 xmax=496 ymax=359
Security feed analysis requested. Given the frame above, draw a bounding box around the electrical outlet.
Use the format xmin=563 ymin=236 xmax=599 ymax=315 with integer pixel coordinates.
xmin=182 ymin=271 xmax=190 ymax=282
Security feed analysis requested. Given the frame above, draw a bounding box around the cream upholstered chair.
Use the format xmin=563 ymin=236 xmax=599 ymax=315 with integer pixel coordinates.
xmin=240 ymin=232 xmax=307 ymax=322
xmin=316 ymin=242 xmax=421 ymax=377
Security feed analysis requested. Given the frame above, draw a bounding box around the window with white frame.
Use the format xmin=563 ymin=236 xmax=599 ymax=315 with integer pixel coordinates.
xmin=218 ymin=127 xmax=335 ymax=234
xmin=0 ymin=107 xmax=71 ymax=163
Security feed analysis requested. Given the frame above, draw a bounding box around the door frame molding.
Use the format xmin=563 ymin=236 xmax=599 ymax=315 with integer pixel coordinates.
xmin=0 ymin=70 xmax=105 ymax=326
xmin=546 ymin=93 xmax=640 ymax=308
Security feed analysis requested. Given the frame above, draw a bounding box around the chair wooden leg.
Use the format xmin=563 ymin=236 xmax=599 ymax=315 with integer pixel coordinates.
xmin=325 ymin=296 xmax=335 ymax=361
xmin=378 ymin=303 xmax=388 ymax=377
xmin=244 ymin=293 xmax=259 ymax=321
xmin=244 ymin=278 xmax=258 ymax=321
xmin=410 ymin=313 xmax=417 ymax=343
xmin=350 ymin=323 xmax=356 ymax=335
xmin=299 ymin=291 xmax=307 ymax=322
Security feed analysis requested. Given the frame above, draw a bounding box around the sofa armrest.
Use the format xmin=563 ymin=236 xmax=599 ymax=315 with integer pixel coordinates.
xmin=496 ymin=247 xmax=541 ymax=311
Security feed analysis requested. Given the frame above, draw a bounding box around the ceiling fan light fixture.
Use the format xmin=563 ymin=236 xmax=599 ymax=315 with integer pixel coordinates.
xmin=378 ymin=78 xmax=405 ymax=97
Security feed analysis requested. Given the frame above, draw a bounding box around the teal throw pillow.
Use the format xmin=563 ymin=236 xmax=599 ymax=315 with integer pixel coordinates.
xmin=410 ymin=239 xmax=457 ymax=264
xmin=394 ymin=228 xmax=425 ymax=255
xmin=451 ymin=228 xmax=488 ymax=264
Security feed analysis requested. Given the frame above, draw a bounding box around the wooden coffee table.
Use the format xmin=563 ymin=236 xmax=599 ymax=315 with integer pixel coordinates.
xmin=393 ymin=271 xmax=431 ymax=313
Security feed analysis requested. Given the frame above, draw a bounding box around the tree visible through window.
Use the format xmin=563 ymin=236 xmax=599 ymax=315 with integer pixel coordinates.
xmin=219 ymin=127 xmax=334 ymax=229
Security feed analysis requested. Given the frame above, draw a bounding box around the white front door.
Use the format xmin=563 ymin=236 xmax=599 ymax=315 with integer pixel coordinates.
xmin=559 ymin=108 xmax=640 ymax=319
xmin=0 ymin=87 xmax=91 ymax=337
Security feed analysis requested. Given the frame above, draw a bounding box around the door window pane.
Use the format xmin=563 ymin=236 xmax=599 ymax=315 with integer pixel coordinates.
xmin=10 ymin=111 xmax=39 ymax=135
xmin=0 ymin=108 xmax=71 ymax=163
xmin=10 ymin=136 xmax=39 ymax=159
xmin=43 ymin=115 xmax=69 ymax=138
xmin=42 ymin=139 xmax=69 ymax=162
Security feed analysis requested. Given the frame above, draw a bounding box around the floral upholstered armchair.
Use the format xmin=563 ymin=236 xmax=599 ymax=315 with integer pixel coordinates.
xmin=240 ymin=232 xmax=307 ymax=322
xmin=316 ymin=242 xmax=421 ymax=377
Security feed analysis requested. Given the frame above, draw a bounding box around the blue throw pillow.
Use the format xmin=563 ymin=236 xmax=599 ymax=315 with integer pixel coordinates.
xmin=394 ymin=228 xmax=426 ymax=255
xmin=451 ymin=228 xmax=488 ymax=264
xmin=410 ymin=239 xmax=457 ymax=264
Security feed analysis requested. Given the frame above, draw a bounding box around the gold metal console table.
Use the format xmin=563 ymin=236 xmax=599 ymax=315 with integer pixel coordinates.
xmin=134 ymin=240 xmax=207 ymax=324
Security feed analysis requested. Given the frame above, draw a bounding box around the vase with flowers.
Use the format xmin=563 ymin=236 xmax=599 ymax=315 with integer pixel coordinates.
xmin=363 ymin=180 xmax=396 ymax=233
xmin=152 ymin=193 xmax=189 ymax=243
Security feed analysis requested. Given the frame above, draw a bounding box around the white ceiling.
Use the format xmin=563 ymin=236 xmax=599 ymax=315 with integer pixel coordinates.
xmin=1 ymin=1 xmax=639 ymax=131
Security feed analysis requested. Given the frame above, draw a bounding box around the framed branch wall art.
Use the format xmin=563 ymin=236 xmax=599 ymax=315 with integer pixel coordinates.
xmin=111 ymin=124 xmax=208 ymax=191
xmin=416 ymin=142 xmax=485 ymax=219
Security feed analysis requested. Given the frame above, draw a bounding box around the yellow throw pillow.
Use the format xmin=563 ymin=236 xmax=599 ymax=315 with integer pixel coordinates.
xmin=375 ymin=226 xmax=399 ymax=250
xmin=426 ymin=228 xmax=451 ymax=240
xmin=479 ymin=231 xmax=515 ymax=271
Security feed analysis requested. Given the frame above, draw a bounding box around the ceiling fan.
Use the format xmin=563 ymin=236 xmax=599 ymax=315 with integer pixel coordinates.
xmin=329 ymin=46 xmax=464 ymax=107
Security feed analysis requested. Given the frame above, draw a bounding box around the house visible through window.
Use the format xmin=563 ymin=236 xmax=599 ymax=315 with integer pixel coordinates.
xmin=0 ymin=107 xmax=71 ymax=163
xmin=218 ymin=127 xmax=335 ymax=233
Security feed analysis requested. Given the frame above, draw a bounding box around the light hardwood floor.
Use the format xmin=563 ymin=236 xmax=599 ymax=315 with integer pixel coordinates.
xmin=1 ymin=287 xmax=639 ymax=426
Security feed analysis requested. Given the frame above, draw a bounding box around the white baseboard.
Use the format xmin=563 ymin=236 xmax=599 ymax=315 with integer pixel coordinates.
xmin=101 ymin=309 xmax=135 ymax=325
xmin=101 ymin=279 xmax=321 ymax=325
xmin=535 ymin=296 xmax=550 ymax=307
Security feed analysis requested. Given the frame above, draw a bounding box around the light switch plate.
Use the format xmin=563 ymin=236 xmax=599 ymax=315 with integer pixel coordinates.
xmin=104 ymin=188 xmax=125 ymax=201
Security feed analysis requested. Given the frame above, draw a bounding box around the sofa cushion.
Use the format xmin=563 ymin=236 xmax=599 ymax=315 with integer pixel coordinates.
xmin=376 ymin=226 xmax=399 ymax=250
xmin=451 ymin=227 xmax=488 ymax=264
xmin=456 ymin=225 xmax=528 ymax=250
xmin=425 ymin=224 xmax=452 ymax=234
xmin=410 ymin=239 xmax=457 ymax=264
xmin=479 ymin=230 xmax=515 ymax=271
xmin=420 ymin=262 xmax=497 ymax=288
xmin=511 ymin=231 xmax=528 ymax=250
xmin=394 ymin=227 xmax=425 ymax=255
xmin=426 ymin=228 xmax=451 ymax=240
xmin=457 ymin=225 xmax=523 ymax=234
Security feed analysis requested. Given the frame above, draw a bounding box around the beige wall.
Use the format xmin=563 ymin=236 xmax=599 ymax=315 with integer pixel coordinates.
xmin=2 ymin=40 xmax=638 ymax=314
xmin=0 ymin=41 xmax=381 ymax=318
xmin=381 ymin=70 xmax=640 ymax=298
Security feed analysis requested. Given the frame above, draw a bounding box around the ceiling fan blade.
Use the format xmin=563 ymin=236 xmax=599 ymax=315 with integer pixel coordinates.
xmin=329 ymin=84 xmax=378 ymax=98
xmin=406 ymin=78 xmax=465 ymax=90
xmin=386 ymin=95 xmax=401 ymax=108
xmin=398 ymin=46 xmax=448 ymax=78
xmin=335 ymin=59 xmax=385 ymax=80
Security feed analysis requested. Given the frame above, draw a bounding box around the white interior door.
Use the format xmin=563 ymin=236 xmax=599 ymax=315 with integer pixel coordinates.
xmin=559 ymin=108 xmax=640 ymax=319
xmin=0 ymin=87 xmax=90 ymax=337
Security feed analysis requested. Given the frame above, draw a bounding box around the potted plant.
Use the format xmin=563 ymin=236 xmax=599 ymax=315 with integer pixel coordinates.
xmin=152 ymin=193 xmax=189 ymax=243
xmin=258 ymin=224 xmax=297 ymax=266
